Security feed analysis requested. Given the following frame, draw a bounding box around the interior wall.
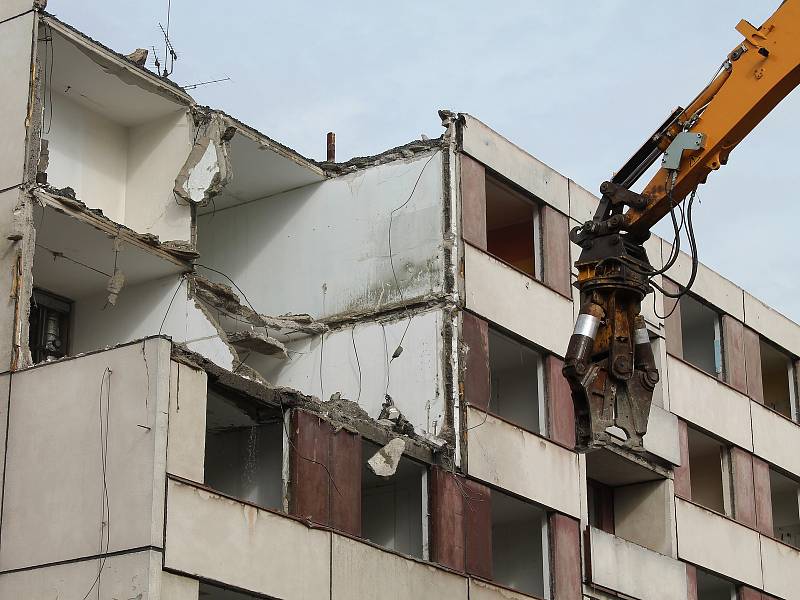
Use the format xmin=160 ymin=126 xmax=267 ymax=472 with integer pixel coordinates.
xmin=614 ymin=479 xmax=673 ymax=555
xmin=361 ymin=443 xmax=425 ymax=558
xmin=252 ymin=308 xmax=444 ymax=436
xmin=488 ymin=328 xmax=542 ymax=433
xmin=770 ymin=469 xmax=800 ymax=548
xmin=688 ymin=429 xmax=726 ymax=514
xmin=47 ymin=91 xmax=128 ymax=223
xmin=197 ymin=152 xmax=444 ymax=320
xmin=125 ymin=109 xmax=193 ymax=241
xmin=71 ymin=274 xmax=236 ymax=371
xmin=205 ymin=422 xmax=283 ymax=511
xmin=760 ymin=339 xmax=794 ymax=418
xmin=491 ymin=490 xmax=546 ymax=598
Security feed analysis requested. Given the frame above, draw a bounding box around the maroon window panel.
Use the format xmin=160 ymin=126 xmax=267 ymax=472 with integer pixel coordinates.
xmin=663 ymin=278 xmax=683 ymax=358
xmin=753 ymin=456 xmax=774 ymax=537
xmin=722 ymin=315 xmax=747 ymax=394
xmin=289 ymin=410 xmax=362 ymax=536
xmin=731 ymin=447 xmax=756 ymax=528
xmin=429 ymin=467 xmax=466 ymax=572
xmin=743 ymin=326 xmax=764 ymax=403
xmin=686 ymin=565 xmax=698 ymax=600
xmin=550 ymin=513 xmax=582 ymax=600
xmin=461 ymin=154 xmax=487 ymax=250
xmin=463 ymin=478 xmax=493 ymax=579
xmin=463 ymin=312 xmax=490 ymax=411
xmin=674 ymin=419 xmax=692 ymax=499
xmin=546 ymin=355 xmax=575 ymax=448
xmin=541 ymin=205 xmax=572 ymax=298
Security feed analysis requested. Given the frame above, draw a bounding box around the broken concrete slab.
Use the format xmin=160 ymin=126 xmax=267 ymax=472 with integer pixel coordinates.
xmin=227 ymin=330 xmax=288 ymax=359
xmin=367 ymin=438 xmax=406 ymax=477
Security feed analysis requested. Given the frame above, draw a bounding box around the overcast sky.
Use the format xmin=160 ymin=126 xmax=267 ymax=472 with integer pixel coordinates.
xmin=49 ymin=1 xmax=800 ymax=322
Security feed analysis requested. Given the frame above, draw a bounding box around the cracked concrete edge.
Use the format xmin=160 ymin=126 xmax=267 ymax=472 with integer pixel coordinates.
xmin=174 ymin=111 xmax=233 ymax=206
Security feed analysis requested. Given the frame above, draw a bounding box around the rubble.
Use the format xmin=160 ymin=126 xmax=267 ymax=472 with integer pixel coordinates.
xmin=367 ymin=438 xmax=406 ymax=477
xmin=227 ymin=330 xmax=288 ymax=359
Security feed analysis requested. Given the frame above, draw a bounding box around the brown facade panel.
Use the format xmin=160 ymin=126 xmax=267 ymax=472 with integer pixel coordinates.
xmin=289 ymin=410 xmax=361 ymax=536
xmin=330 ymin=426 xmax=362 ymax=536
xmin=685 ymin=564 xmax=698 ymax=600
xmin=731 ymin=447 xmax=756 ymax=528
xmin=663 ymin=278 xmax=683 ymax=358
xmin=463 ymin=311 xmax=490 ymax=411
xmin=546 ymin=355 xmax=576 ymax=449
xmin=463 ymin=478 xmax=493 ymax=580
xmin=549 ymin=513 xmax=582 ymax=600
xmin=290 ymin=410 xmax=331 ymax=524
xmin=674 ymin=419 xmax=692 ymax=499
xmin=541 ymin=205 xmax=572 ymax=298
xmin=753 ymin=456 xmax=774 ymax=537
xmin=429 ymin=467 xmax=466 ymax=572
xmin=723 ymin=315 xmax=747 ymax=394
xmin=743 ymin=326 xmax=764 ymax=403
xmin=461 ymin=154 xmax=487 ymax=250
xmin=738 ymin=586 xmax=765 ymax=600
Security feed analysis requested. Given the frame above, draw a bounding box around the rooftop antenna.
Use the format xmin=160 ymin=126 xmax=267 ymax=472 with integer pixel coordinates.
xmin=157 ymin=0 xmax=178 ymax=78
xmin=182 ymin=76 xmax=232 ymax=91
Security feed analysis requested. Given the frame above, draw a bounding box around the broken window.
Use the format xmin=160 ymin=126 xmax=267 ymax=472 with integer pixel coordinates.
xmin=696 ymin=569 xmax=736 ymax=600
xmin=204 ymin=386 xmax=285 ymax=511
xmin=198 ymin=582 xmax=259 ymax=599
xmin=586 ymin=450 xmax=672 ymax=554
xmin=488 ymin=327 xmax=545 ymax=434
xmin=687 ymin=427 xmax=731 ymax=516
xmin=770 ymin=468 xmax=800 ymax=549
xmin=485 ymin=173 xmax=541 ymax=279
xmin=29 ymin=288 xmax=72 ymax=363
xmin=760 ymin=338 xmax=798 ymax=420
xmin=361 ymin=440 xmax=427 ymax=558
xmin=679 ymin=294 xmax=722 ymax=377
xmin=491 ymin=489 xmax=549 ymax=598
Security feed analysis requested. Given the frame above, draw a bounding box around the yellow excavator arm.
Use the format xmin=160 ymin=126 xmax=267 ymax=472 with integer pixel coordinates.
xmin=565 ymin=0 xmax=800 ymax=452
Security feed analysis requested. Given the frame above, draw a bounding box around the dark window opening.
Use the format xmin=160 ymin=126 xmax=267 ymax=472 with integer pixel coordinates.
xmin=770 ymin=468 xmax=800 ymax=549
xmin=204 ymin=386 xmax=284 ymax=511
xmin=687 ymin=427 xmax=730 ymax=516
xmin=485 ymin=174 xmax=540 ymax=279
xmin=680 ymin=294 xmax=722 ymax=376
xmin=488 ymin=328 xmax=544 ymax=433
xmin=760 ymin=339 xmax=797 ymax=420
xmin=361 ymin=440 xmax=426 ymax=558
xmin=696 ymin=568 xmax=735 ymax=600
xmin=491 ymin=489 xmax=549 ymax=598
xmin=29 ymin=288 xmax=72 ymax=363
xmin=199 ymin=582 xmax=260 ymax=599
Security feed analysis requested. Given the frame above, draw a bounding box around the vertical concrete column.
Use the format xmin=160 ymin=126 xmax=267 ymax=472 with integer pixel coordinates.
xmin=662 ymin=278 xmax=683 ymax=358
xmin=743 ymin=327 xmax=764 ymax=403
xmin=674 ymin=419 xmax=692 ymax=499
xmin=460 ymin=154 xmax=487 ymax=250
xmin=549 ymin=513 xmax=581 ymax=600
xmin=462 ymin=312 xmax=490 ymax=411
xmin=463 ymin=478 xmax=492 ymax=579
xmin=541 ymin=205 xmax=572 ymax=298
xmin=545 ymin=355 xmax=575 ymax=448
xmin=289 ymin=410 xmax=361 ymax=535
xmin=752 ymin=456 xmax=774 ymax=537
xmin=722 ymin=316 xmax=748 ymax=394
xmin=731 ymin=447 xmax=756 ymax=528
xmin=429 ymin=467 xmax=466 ymax=572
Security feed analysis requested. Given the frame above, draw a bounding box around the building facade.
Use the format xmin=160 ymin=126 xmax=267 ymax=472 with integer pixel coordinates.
xmin=1 ymin=4 xmax=799 ymax=599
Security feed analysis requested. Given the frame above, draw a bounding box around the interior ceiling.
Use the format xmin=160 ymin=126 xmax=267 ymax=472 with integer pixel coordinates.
xmin=47 ymin=28 xmax=187 ymax=127
xmin=489 ymin=328 xmax=539 ymax=373
xmin=491 ymin=489 xmax=545 ymax=526
xmin=770 ymin=467 xmax=799 ymax=494
xmin=206 ymin=388 xmax=257 ymax=431
xmin=586 ymin=447 xmax=663 ymax=486
xmin=761 ymin=338 xmax=791 ymax=379
xmin=486 ymin=176 xmax=535 ymax=230
xmin=33 ymin=206 xmax=185 ymax=300
xmin=199 ymin=134 xmax=325 ymax=215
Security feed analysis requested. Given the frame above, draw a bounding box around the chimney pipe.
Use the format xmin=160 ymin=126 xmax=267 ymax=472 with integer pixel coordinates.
xmin=326 ymin=132 xmax=336 ymax=162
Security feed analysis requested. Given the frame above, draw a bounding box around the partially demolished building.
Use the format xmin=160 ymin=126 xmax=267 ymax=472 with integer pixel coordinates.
xmin=2 ymin=4 xmax=800 ymax=600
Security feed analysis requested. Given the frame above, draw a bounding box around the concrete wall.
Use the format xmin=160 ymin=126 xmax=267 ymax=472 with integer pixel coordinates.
xmin=46 ymin=93 xmax=193 ymax=241
xmin=588 ymin=527 xmax=687 ymax=600
xmin=464 ymin=244 xmax=573 ymax=357
xmin=614 ymin=479 xmax=676 ymax=556
xmin=72 ymin=274 xmax=236 ymax=371
xmin=167 ymin=360 xmax=207 ymax=482
xmin=751 ymin=399 xmax=800 ymax=480
xmin=668 ymin=356 xmax=753 ymax=451
xmin=197 ymin=151 xmax=445 ymax=320
xmin=255 ymin=308 xmax=445 ymax=436
xmin=675 ymin=498 xmax=762 ymax=588
xmin=761 ymin=535 xmax=800 ymax=600
xmin=0 ymin=339 xmax=170 ymax=571
xmin=466 ymin=406 xmax=581 ymax=518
